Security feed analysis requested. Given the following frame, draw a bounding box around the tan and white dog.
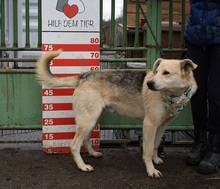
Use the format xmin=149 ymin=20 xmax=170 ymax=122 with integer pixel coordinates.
xmin=36 ymin=51 xmax=197 ymax=178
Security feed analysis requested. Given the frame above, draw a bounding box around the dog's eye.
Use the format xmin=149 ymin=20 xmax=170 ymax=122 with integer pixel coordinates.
xmin=163 ymin=71 xmax=170 ymax=75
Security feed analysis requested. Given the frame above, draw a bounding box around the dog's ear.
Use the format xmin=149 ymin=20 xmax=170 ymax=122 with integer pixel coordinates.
xmin=152 ymin=58 xmax=163 ymax=74
xmin=180 ymin=59 xmax=197 ymax=74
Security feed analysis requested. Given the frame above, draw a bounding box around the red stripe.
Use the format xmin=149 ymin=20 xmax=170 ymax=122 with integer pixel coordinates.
xmin=42 ymin=145 xmax=100 ymax=154
xmin=54 ymin=73 xmax=79 ymax=77
xmin=42 ymin=44 xmax=100 ymax=51
xmin=43 ymin=147 xmax=71 ymax=154
xmin=42 ymin=118 xmax=75 ymax=126
xmin=42 ymin=132 xmax=100 ymax=140
xmin=42 ymin=132 xmax=74 ymax=140
xmin=42 ymin=88 xmax=74 ymax=96
xmin=52 ymin=59 xmax=100 ymax=66
xmin=42 ymin=103 xmax=73 ymax=111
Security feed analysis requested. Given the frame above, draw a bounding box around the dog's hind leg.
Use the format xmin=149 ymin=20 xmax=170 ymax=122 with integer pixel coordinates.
xmin=70 ymin=101 xmax=103 ymax=172
xmin=70 ymin=124 xmax=94 ymax=171
xmin=83 ymin=133 xmax=103 ymax=158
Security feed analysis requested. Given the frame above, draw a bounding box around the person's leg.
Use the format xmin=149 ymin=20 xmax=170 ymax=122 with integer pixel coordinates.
xmin=185 ymin=43 xmax=209 ymax=165
xmin=198 ymin=45 xmax=220 ymax=174
xmin=207 ymin=45 xmax=220 ymax=132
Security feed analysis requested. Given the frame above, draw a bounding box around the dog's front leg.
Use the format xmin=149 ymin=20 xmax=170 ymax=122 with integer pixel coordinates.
xmin=143 ymin=117 xmax=163 ymax=178
xmin=152 ymin=125 xmax=167 ymax=165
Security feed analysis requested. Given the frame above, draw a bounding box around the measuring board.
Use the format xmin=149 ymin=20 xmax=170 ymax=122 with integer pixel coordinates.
xmin=41 ymin=0 xmax=100 ymax=153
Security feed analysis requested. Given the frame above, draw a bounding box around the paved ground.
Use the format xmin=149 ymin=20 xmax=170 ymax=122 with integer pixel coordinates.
xmin=0 ymin=144 xmax=220 ymax=189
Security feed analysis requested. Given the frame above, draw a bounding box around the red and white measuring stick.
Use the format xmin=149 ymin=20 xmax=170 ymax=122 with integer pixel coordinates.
xmin=41 ymin=0 xmax=100 ymax=154
xmin=41 ymin=37 xmax=100 ymax=153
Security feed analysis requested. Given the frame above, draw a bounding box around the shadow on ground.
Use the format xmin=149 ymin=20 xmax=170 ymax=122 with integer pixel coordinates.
xmin=0 ymin=144 xmax=219 ymax=189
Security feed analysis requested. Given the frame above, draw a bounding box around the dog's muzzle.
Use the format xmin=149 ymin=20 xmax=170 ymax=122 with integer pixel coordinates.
xmin=147 ymin=80 xmax=156 ymax=91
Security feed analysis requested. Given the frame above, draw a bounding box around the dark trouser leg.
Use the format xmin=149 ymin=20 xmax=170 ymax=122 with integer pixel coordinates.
xmin=207 ymin=45 xmax=220 ymax=132
xmin=185 ymin=43 xmax=209 ymax=165
xmin=198 ymin=45 xmax=220 ymax=174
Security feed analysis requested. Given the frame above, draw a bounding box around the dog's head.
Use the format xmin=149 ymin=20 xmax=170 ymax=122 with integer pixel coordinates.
xmin=147 ymin=58 xmax=197 ymax=92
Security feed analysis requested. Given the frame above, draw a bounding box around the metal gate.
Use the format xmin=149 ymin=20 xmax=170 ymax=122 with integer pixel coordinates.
xmin=0 ymin=0 xmax=193 ymax=144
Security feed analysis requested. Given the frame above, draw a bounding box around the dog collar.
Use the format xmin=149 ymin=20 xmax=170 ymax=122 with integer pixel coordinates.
xmin=160 ymin=85 xmax=194 ymax=117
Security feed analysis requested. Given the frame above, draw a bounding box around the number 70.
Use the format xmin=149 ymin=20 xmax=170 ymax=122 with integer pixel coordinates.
xmin=91 ymin=52 xmax=99 ymax=58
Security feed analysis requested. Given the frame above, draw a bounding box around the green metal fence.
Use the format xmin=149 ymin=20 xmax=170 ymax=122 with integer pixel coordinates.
xmin=0 ymin=0 xmax=193 ymax=144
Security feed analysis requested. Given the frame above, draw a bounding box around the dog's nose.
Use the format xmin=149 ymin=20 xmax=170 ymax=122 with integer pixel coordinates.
xmin=147 ymin=80 xmax=155 ymax=90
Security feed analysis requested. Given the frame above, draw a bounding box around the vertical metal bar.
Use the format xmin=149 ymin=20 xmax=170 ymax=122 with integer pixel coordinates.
xmin=1 ymin=0 xmax=5 ymax=46
xmin=171 ymin=131 xmax=177 ymax=144
xmin=122 ymin=0 xmax=127 ymax=47
xmin=110 ymin=0 xmax=115 ymax=47
xmin=126 ymin=130 xmax=130 ymax=143
xmin=25 ymin=0 xmax=30 ymax=47
xmin=100 ymin=0 xmax=103 ymax=48
xmin=143 ymin=1 xmax=148 ymax=59
xmin=38 ymin=0 xmax=42 ymax=48
xmin=134 ymin=2 xmax=139 ymax=47
xmin=181 ymin=0 xmax=186 ymax=49
xmin=157 ymin=1 xmax=162 ymax=57
xmin=146 ymin=0 xmax=162 ymax=68
xmin=136 ymin=0 xmax=164 ymax=59
xmin=13 ymin=0 xmax=18 ymax=47
xmin=168 ymin=0 xmax=173 ymax=49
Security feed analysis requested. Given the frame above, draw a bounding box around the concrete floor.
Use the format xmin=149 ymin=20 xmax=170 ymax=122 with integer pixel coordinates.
xmin=0 ymin=143 xmax=220 ymax=189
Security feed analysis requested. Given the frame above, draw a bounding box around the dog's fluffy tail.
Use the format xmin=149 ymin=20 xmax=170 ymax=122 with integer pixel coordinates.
xmin=36 ymin=50 xmax=79 ymax=87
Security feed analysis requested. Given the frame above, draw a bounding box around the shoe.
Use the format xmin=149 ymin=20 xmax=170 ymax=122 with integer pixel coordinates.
xmin=198 ymin=153 xmax=220 ymax=174
xmin=197 ymin=131 xmax=220 ymax=174
xmin=186 ymin=128 xmax=207 ymax=165
xmin=186 ymin=143 xmax=206 ymax=165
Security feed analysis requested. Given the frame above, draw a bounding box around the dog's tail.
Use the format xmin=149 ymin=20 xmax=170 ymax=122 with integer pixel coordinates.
xmin=36 ymin=50 xmax=79 ymax=87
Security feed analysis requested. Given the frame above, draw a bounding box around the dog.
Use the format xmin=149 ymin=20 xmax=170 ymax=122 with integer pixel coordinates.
xmin=36 ymin=51 xmax=197 ymax=178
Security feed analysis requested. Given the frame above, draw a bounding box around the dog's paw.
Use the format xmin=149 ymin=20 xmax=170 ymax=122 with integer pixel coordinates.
xmin=153 ymin=156 xmax=164 ymax=165
xmin=90 ymin=151 xmax=103 ymax=158
xmin=89 ymin=151 xmax=103 ymax=158
xmin=79 ymin=164 xmax=94 ymax=172
xmin=147 ymin=168 xmax=163 ymax=178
